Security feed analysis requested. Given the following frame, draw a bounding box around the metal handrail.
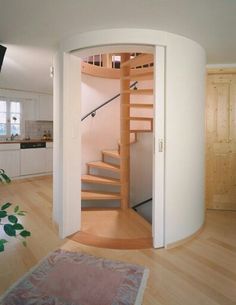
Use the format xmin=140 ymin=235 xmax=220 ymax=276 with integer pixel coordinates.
xmin=81 ymin=81 xmax=138 ymax=121
xmin=132 ymin=198 xmax=152 ymax=211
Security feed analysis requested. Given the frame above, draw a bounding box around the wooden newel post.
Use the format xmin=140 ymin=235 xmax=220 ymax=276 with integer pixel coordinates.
xmin=120 ymin=53 xmax=130 ymax=210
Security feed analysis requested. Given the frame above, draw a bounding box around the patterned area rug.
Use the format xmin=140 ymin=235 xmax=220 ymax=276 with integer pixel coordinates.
xmin=0 ymin=249 xmax=149 ymax=305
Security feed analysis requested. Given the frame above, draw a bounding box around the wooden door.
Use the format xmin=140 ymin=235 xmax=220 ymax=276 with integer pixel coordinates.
xmin=206 ymin=74 xmax=236 ymax=210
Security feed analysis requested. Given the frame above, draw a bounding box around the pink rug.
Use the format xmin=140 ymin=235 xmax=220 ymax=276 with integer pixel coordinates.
xmin=0 ymin=249 xmax=149 ymax=305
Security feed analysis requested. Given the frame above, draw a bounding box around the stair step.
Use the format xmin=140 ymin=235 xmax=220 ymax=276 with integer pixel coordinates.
xmin=102 ymin=150 xmax=120 ymax=159
xmin=81 ymin=174 xmax=120 ymax=186
xmin=127 ymin=103 xmax=153 ymax=108
xmin=123 ymin=89 xmax=153 ymax=95
xmin=81 ymin=191 xmax=121 ymax=200
xmin=87 ymin=161 xmax=120 ymax=172
xmin=128 ymin=117 xmax=153 ymax=121
xmin=121 ymin=53 xmax=154 ymax=68
xmin=128 ymin=72 xmax=153 ymax=81
xmin=130 ymin=129 xmax=153 ymax=133
xmin=123 ymin=68 xmax=153 ymax=81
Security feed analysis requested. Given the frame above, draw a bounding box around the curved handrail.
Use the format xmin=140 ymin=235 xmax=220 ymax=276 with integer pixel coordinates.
xmin=81 ymin=81 xmax=138 ymax=121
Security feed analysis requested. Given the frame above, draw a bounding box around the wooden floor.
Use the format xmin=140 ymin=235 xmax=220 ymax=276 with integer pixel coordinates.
xmin=1 ymin=176 xmax=236 ymax=305
xmin=70 ymin=208 xmax=153 ymax=249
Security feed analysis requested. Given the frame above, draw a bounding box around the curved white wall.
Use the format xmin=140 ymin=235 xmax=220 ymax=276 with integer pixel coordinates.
xmin=164 ymin=35 xmax=206 ymax=245
xmin=55 ymin=28 xmax=206 ymax=245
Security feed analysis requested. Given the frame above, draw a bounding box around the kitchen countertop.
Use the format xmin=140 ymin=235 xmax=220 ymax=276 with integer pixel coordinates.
xmin=0 ymin=139 xmax=53 ymax=144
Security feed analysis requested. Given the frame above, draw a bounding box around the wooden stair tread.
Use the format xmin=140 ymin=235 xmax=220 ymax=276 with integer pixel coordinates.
xmin=127 ymin=103 xmax=153 ymax=108
xmin=87 ymin=161 xmax=120 ymax=172
xmin=130 ymin=66 xmax=153 ymax=75
xmin=82 ymin=174 xmax=120 ymax=185
xmin=121 ymin=53 xmax=153 ymax=68
xmin=130 ymin=129 xmax=152 ymax=133
xmin=128 ymin=67 xmax=153 ymax=81
xmin=81 ymin=191 xmax=121 ymax=200
xmin=123 ymin=89 xmax=153 ymax=95
xmin=121 ymin=69 xmax=153 ymax=81
xmin=124 ymin=73 xmax=153 ymax=81
xmin=102 ymin=150 xmax=120 ymax=159
xmin=128 ymin=117 xmax=153 ymax=121
xmin=130 ymin=66 xmax=153 ymax=74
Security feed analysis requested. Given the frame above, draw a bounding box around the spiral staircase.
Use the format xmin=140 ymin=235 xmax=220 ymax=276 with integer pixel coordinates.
xmin=81 ymin=53 xmax=154 ymax=209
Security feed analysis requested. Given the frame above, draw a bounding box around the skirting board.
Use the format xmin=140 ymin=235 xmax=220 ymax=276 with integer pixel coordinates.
xmin=165 ymin=223 xmax=205 ymax=249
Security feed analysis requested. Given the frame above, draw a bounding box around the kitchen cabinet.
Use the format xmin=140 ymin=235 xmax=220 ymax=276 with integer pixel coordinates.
xmin=20 ymin=148 xmax=46 ymax=176
xmin=46 ymin=142 xmax=53 ymax=172
xmin=0 ymin=142 xmax=53 ymax=178
xmin=22 ymin=99 xmax=37 ymax=120
xmin=0 ymin=144 xmax=20 ymax=178
xmin=37 ymin=94 xmax=53 ymax=121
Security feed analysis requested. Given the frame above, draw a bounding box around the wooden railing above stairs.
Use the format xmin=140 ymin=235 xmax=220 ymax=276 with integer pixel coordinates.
xmin=81 ymin=53 xmax=153 ymax=79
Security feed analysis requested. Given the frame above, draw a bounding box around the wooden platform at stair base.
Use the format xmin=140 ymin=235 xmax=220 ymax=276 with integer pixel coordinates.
xmin=69 ymin=208 xmax=153 ymax=249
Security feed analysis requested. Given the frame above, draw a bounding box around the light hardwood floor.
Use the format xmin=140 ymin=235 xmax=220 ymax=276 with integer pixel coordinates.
xmin=0 ymin=176 xmax=236 ymax=305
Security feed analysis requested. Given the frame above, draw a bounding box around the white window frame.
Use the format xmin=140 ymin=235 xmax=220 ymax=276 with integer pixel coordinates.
xmin=0 ymin=97 xmax=22 ymax=138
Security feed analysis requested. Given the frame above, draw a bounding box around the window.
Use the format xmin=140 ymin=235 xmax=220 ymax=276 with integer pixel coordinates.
xmin=0 ymin=99 xmax=21 ymax=137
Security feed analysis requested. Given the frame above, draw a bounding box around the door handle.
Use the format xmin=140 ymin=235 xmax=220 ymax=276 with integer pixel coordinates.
xmin=158 ymin=139 xmax=164 ymax=152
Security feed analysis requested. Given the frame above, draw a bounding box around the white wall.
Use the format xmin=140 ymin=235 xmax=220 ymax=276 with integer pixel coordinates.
xmin=53 ymin=53 xmax=82 ymax=237
xmin=165 ymin=39 xmax=206 ymax=244
xmin=55 ymin=28 xmax=206 ymax=246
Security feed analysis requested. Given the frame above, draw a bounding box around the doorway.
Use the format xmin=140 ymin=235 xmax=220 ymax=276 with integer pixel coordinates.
xmin=54 ymin=44 xmax=166 ymax=249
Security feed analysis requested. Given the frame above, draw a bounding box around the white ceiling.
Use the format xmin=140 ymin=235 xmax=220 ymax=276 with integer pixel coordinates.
xmin=0 ymin=0 xmax=236 ymax=93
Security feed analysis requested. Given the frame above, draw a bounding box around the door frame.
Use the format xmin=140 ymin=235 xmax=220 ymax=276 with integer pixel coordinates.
xmin=53 ymin=52 xmax=82 ymax=238
xmin=153 ymin=46 xmax=166 ymax=248
xmin=54 ymin=41 xmax=166 ymax=248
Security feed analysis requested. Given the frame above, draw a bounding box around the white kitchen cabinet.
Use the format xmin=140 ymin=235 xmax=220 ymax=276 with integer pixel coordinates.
xmin=0 ymin=142 xmax=53 ymax=178
xmin=37 ymin=94 xmax=53 ymax=121
xmin=20 ymin=148 xmax=46 ymax=175
xmin=22 ymin=99 xmax=37 ymax=120
xmin=46 ymin=143 xmax=53 ymax=172
xmin=0 ymin=144 xmax=20 ymax=178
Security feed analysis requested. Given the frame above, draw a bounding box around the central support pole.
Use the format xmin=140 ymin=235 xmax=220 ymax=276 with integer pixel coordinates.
xmin=120 ymin=53 xmax=130 ymax=209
